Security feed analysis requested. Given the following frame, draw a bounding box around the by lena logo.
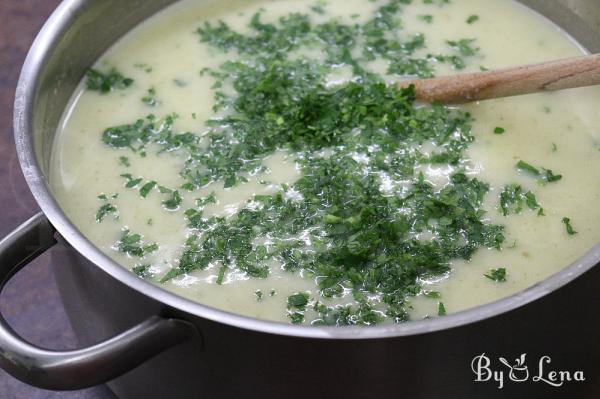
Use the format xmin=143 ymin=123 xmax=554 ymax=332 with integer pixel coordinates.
xmin=471 ymin=353 xmax=585 ymax=389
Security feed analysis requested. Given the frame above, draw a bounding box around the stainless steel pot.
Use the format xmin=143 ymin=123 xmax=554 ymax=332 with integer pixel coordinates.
xmin=3 ymin=0 xmax=600 ymax=397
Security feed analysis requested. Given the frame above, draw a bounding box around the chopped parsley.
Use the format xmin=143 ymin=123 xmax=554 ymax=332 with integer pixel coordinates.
xmin=484 ymin=267 xmax=507 ymax=282
xmin=438 ymin=302 xmax=447 ymax=316
xmin=119 ymin=156 xmax=131 ymax=167
xmin=120 ymin=173 xmax=143 ymax=188
xmin=494 ymin=127 xmax=505 ymax=134
xmin=446 ymin=38 xmax=479 ymax=57
xmin=134 ymin=63 xmax=153 ymax=73
xmin=96 ymin=203 xmax=117 ymax=222
xmin=115 ymin=230 xmax=158 ymax=257
xmin=287 ymin=292 xmax=310 ymax=324
xmin=562 ymin=217 xmax=577 ymax=235
xmin=142 ymin=87 xmax=159 ymax=107
xmin=310 ymin=3 xmax=326 ymax=15
xmin=423 ymin=291 xmax=441 ymax=299
xmin=162 ymin=190 xmax=182 ymax=210
xmin=516 ymin=160 xmax=562 ymax=184
xmin=419 ymin=15 xmax=433 ymax=23
xmin=516 ymin=160 xmax=540 ymax=176
xmin=466 ymin=15 xmax=479 ymax=24
xmin=542 ymin=169 xmax=562 ymax=183
xmin=86 ymin=68 xmax=133 ymax=94
xmin=196 ymin=192 xmax=217 ymax=208
xmin=499 ymin=185 xmax=543 ymax=216
xmin=132 ymin=264 xmax=153 ymax=279
xmin=139 ymin=181 xmax=157 ymax=198
xmin=288 ymin=292 xmax=310 ymax=308
xmin=102 ymin=114 xmax=180 ymax=151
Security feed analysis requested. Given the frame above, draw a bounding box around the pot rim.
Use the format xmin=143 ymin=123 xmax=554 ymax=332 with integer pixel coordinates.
xmin=13 ymin=0 xmax=600 ymax=340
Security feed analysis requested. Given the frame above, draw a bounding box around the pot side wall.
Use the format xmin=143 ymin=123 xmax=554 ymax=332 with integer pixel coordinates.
xmin=51 ymin=238 xmax=600 ymax=399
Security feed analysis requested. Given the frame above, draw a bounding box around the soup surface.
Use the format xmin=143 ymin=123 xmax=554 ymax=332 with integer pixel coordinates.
xmin=51 ymin=0 xmax=600 ymax=325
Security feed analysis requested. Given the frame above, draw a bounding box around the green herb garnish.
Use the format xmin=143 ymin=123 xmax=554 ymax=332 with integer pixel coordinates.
xmin=438 ymin=302 xmax=447 ymax=316
xmin=162 ymin=190 xmax=182 ymax=210
xmin=196 ymin=192 xmax=217 ymax=208
xmin=116 ymin=230 xmax=158 ymax=257
xmin=516 ymin=160 xmax=540 ymax=176
xmin=484 ymin=267 xmax=507 ymax=282
xmin=142 ymin=87 xmax=159 ymax=107
xmin=288 ymin=292 xmax=309 ymax=309
xmin=516 ymin=161 xmax=562 ymax=184
xmin=119 ymin=156 xmax=131 ymax=167
xmin=424 ymin=291 xmax=441 ymax=299
xmin=542 ymin=169 xmax=562 ymax=183
xmin=96 ymin=203 xmax=117 ymax=222
xmin=419 ymin=15 xmax=433 ymax=23
xmin=287 ymin=292 xmax=310 ymax=324
xmin=139 ymin=181 xmax=157 ymax=198
xmin=310 ymin=3 xmax=326 ymax=15
xmin=134 ymin=63 xmax=153 ymax=73
xmin=86 ymin=68 xmax=133 ymax=94
xmin=466 ymin=15 xmax=479 ymax=24
xmin=446 ymin=38 xmax=479 ymax=56
xmin=132 ymin=264 xmax=153 ymax=279
xmin=120 ymin=173 xmax=143 ymax=188
xmin=562 ymin=217 xmax=577 ymax=235
xmin=499 ymin=185 xmax=543 ymax=216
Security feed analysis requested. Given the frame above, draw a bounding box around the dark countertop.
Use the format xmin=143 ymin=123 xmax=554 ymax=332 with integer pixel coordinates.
xmin=0 ymin=1 xmax=114 ymax=397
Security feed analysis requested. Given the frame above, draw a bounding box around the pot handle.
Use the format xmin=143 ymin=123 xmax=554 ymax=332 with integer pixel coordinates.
xmin=0 ymin=213 xmax=198 ymax=390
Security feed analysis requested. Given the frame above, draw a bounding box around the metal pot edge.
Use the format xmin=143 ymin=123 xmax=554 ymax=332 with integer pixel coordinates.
xmin=12 ymin=0 xmax=600 ymax=340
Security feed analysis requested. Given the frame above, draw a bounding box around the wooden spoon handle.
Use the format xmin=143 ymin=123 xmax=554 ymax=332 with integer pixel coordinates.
xmin=400 ymin=54 xmax=600 ymax=104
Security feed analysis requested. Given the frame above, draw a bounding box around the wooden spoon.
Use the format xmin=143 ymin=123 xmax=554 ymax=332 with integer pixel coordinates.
xmin=399 ymin=53 xmax=600 ymax=104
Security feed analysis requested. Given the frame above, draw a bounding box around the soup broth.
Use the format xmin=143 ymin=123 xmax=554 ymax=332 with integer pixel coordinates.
xmin=51 ymin=0 xmax=600 ymax=325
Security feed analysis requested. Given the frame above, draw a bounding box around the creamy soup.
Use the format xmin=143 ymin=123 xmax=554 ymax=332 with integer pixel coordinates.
xmin=50 ymin=0 xmax=600 ymax=325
